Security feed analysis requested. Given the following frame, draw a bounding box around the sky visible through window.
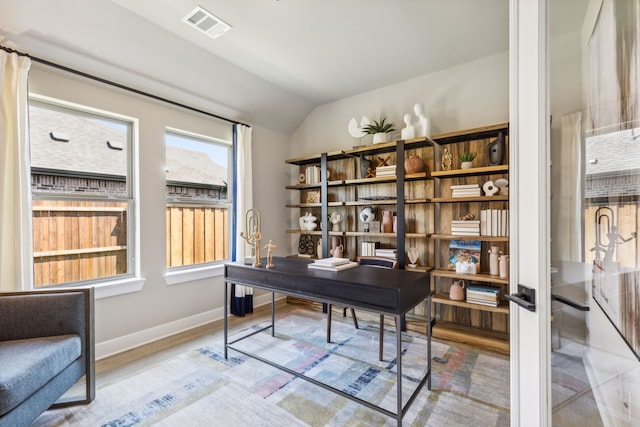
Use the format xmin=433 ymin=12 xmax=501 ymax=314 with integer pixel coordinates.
xmin=166 ymin=132 xmax=228 ymax=168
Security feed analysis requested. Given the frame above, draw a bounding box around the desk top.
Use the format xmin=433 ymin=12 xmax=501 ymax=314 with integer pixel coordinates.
xmin=225 ymin=257 xmax=430 ymax=315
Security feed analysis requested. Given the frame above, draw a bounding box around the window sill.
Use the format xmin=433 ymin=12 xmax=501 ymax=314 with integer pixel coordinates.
xmin=164 ymin=263 xmax=225 ymax=286
xmin=92 ymin=277 xmax=146 ymax=299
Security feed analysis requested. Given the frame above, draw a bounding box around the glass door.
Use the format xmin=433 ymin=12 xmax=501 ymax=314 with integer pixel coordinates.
xmin=549 ymin=0 xmax=640 ymax=425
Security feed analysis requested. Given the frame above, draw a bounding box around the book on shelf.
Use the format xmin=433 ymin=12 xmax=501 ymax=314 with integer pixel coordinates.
xmin=465 ymin=297 xmax=499 ymax=307
xmin=308 ymin=261 xmax=358 ymax=272
xmin=465 ymin=291 xmax=499 ymax=301
xmin=480 ymin=209 xmax=509 ymax=236
xmin=451 ymin=230 xmax=480 ymax=236
xmin=375 ymin=165 xmax=396 ymax=177
xmin=451 ymin=220 xmax=480 ymax=225
xmin=450 ymin=184 xmax=480 ymax=189
xmin=360 ymin=241 xmax=380 ymax=256
xmin=447 ymin=239 xmax=481 ymax=270
xmin=452 ymin=191 xmax=481 ymax=198
xmin=467 ymin=285 xmax=501 ymax=293
xmin=375 ymin=248 xmax=397 ymax=258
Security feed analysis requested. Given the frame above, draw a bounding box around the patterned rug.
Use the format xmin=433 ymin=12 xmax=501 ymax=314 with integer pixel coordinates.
xmin=34 ymin=309 xmax=510 ymax=426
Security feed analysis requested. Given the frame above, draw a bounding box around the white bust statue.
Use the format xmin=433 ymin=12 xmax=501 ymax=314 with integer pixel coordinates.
xmin=413 ymin=103 xmax=431 ymax=137
xmin=400 ymin=113 xmax=416 ymax=140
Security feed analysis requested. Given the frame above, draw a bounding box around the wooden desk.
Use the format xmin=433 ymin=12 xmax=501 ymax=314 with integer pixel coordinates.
xmin=224 ymin=256 xmax=431 ymax=426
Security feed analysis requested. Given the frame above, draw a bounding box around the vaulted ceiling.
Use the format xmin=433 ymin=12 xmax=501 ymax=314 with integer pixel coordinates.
xmin=0 ymin=0 xmax=585 ymax=134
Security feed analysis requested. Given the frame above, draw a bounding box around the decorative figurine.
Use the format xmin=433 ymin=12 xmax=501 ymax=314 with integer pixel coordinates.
xmin=487 ymin=131 xmax=505 ymax=165
xmin=359 ymin=154 xmax=373 ymax=178
xmin=262 ymin=240 xmax=277 ymax=268
xmin=359 ymin=207 xmax=376 ymax=232
xmin=413 ymin=103 xmax=432 ymax=137
xmin=407 ymin=247 xmax=419 ymax=267
xmin=239 ymin=208 xmax=262 ymax=267
xmin=400 ymin=113 xmax=416 ymax=140
xmin=483 ymin=180 xmax=499 ymax=196
xmin=441 ymin=148 xmax=453 ymax=170
xmin=329 ymin=211 xmax=342 ymax=231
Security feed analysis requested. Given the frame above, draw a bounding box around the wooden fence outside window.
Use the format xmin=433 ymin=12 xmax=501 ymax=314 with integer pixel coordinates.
xmin=32 ymin=201 xmax=228 ymax=287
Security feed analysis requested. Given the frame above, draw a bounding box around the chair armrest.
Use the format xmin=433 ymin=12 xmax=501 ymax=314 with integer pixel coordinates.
xmin=0 ymin=288 xmax=95 ymax=404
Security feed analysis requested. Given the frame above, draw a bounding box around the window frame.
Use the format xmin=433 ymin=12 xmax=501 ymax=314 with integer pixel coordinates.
xmin=28 ymin=93 xmax=143 ymax=297
xmin=163 ymin=127 xmax=232 ymax=283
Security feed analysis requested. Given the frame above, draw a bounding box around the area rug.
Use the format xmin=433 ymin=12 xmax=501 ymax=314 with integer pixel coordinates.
xmin=34 ymin=309 xmax=510 ymax=426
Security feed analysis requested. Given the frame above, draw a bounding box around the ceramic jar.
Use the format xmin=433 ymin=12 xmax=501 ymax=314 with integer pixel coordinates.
xmin=382 ymin=210 xmax=393 ymax=233
xmin=489 ymin=246 xmax=500 ymax=276
xmin=404 ymin=155 xmax=425 ymax=174
xmin=499 ymin=254 xmax=509 ymax=278
xmin=449 ymin=279 xmax=466 ymax=301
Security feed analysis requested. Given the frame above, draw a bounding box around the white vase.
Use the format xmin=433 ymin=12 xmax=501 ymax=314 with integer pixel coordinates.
xmin=489 ymin=246 xmax=500 ymax=276
xmin=372 ymin=132 xmax=389 ymax=144
xmin=461 ymin=161 xmax=473 ymax=169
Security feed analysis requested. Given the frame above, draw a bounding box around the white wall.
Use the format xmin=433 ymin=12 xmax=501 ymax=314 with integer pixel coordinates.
xmin=28 ymin=64 xmax=289 ymax=359
xmin=290 ymin=52 xmax=509 ymax=159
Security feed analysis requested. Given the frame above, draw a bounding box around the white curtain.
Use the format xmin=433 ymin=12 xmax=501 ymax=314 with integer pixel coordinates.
xmin=555 ymin=112 xmax=584 ymax=262
xmin=231 ymin=124 xmax=254 ymax=316
xmin=0 ymin=51 xmax=33 ymax=291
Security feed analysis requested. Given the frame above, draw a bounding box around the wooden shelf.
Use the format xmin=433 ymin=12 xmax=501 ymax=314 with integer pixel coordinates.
xmin=286 ymin=180 xmax=344 ymax=190
xmin=431 ymin=165 xmax=508 ymax=178
xmin=431 ymin=195 xmax=508 ymax=203
xmin=343 ymin=198 xmax=429 ymax=206
xmin=432 ymin=122 xmax=509 ymax=145
xmin=345 ymin=199 xmax=397 ymax=206
xmin=344 ymin=231 xmax=429 ymax=239
xmin=344 ymin=172 xmax=429 ymax=185
xmin=285 ymin=137 xmax=435 ymax=165
xmin=286 ymin=230 xmax=345 ymax=236
xmin=431 ymin=234 xmax=509 ymax=242
xmin=431 ymin=321 xmax=510 ymax=355
xmin=431 ymin=268 xmax=510 ymax=285
xmin=406 ymin=265 xmax=434 ymax=273
xmin=286 ymin=201 xmax=344 ymax=208
xmin=432 ymin=292 xmax=509 ymax=314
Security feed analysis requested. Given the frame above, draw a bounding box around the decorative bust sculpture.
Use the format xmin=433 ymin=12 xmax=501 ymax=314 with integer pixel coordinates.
xmin=299 ymin=212 xmax=318 ymax=231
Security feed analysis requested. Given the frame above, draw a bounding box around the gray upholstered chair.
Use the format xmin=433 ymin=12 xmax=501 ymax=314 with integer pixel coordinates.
xmin=0 ymin=288 xmax=95 ymax=426
xmin=326 ymin=256 xmax=398 ymax=361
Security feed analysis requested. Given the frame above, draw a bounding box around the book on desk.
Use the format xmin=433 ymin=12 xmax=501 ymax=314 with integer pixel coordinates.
xmin=307 ymin=257 xmax=358 ymax=271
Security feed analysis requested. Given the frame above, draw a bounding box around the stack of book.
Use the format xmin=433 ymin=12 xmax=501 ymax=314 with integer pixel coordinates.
xmin=374 ymin=248 xmax=397 ymax=259
xmin=451 ymin=220 xmax=480 ymax=236
xmin=465 ymin=285 xmax=500 ymax=307
xmin=451 ymin=184 xmax=481 ymax=197
xmin=480 ymin=209 xmax=509 ymax=236
xmin=308 ymin=257 xmax=358 ymax=271
xmin=375 ymin=165 xmax=396 ymax=177
xmin=361 ymin=241 xmax=379 ymax=256
xmin=304 ymin=165 xmax=321 ymax=184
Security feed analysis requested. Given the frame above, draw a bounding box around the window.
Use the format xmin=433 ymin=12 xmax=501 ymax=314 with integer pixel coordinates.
xmin=165 ymin=129 xmax=231 ymax=269
xmin=29 ymin=96 xmax=135 ymax=287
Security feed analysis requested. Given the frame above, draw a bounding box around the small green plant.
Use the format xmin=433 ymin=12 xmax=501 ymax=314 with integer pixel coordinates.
xmin=362 ymin=117 xmax=396 ymax=134
xmin=459 ymin=152 xmax=477 ymax=162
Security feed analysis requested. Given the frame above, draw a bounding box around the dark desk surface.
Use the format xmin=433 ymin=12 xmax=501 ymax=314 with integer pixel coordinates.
xmin=225 ymin=256 xmax=430 ymax=315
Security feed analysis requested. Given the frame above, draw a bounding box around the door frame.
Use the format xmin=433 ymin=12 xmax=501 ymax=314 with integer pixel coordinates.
xmin=509 ymin=0 xmax=552 ymax=425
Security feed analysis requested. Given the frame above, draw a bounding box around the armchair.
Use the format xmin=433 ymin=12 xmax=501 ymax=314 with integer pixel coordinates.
xmin=0 ymin=288 xmax=95 ymax=426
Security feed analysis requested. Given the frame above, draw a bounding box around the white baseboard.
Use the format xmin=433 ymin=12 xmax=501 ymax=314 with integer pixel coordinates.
xmin=96 ymin=292 xmax=283 ymax=360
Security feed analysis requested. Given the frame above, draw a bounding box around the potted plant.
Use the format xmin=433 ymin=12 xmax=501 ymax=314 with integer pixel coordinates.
xmin=362 ymin=117 xmax=396 ymax=144
xmin=459 ymin=152 xmax=477 ymax=169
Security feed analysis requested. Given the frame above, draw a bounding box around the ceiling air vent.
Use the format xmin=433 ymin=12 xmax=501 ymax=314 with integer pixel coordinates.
xmin=182 ymin=6 xmax=231 ymax=39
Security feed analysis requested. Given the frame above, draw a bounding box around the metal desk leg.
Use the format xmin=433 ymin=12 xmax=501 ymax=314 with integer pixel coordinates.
xmin=396 ymin=313 xmax=402 ymax=427
xmin=427 ymin=295 xmax=432 ymax=390
xmin=271 ymin=292 xmax=275 ymax=337
xmin=224 ymin=281 xmax=228 ymax=359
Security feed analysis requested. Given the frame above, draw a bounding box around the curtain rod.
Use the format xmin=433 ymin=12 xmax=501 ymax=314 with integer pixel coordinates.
xmin=1 ymin=44 xmax=250 ymax=128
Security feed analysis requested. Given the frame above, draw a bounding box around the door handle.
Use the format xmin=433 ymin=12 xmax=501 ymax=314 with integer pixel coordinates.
xmin=506 ymin=284 xmax=536 ymax=312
